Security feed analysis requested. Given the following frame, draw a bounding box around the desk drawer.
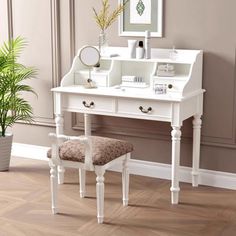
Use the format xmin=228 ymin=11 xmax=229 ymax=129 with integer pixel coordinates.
xmin=75 ymin=71 xmax=108 ymax=87
xmin=63 ymin=94 xmax=115 ymax=113
xmin=117 ymin=98 xmax=171 ymax=119
xmin=92 ymin=74 xmax=108 ymax=87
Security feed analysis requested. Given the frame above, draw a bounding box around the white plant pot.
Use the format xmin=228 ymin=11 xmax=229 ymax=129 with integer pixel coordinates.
xmin=0 ymin=133 xmax=13 ymax=171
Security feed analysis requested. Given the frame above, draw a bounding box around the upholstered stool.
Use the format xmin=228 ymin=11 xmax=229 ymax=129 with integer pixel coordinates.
xmin=47 ymin=134 xmax=133 ymax=223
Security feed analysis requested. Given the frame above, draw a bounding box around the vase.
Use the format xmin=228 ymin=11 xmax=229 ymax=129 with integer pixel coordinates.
xmin=0 ymin=133 xmax=13 ymax=171
xmin=98 ymin=30 xmax=108 ymax=56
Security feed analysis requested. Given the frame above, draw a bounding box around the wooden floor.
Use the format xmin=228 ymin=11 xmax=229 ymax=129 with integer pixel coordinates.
xmin=0 ymin=158 xmax=236 ymax=236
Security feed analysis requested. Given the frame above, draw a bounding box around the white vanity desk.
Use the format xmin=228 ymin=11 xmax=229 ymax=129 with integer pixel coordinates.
xmin=52 ymin=47 xmax=204 ymax=204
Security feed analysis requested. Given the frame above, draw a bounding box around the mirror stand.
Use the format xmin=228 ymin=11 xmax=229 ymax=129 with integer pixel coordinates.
xmin=79 ymin=46 xmax=100 ymax=89
xmin=84 ymin=68 xmax=97 ymax=89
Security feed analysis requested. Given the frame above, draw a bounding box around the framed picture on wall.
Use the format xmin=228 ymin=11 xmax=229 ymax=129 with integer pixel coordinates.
xmin=119 ymin=0 xmax=163 ymax=37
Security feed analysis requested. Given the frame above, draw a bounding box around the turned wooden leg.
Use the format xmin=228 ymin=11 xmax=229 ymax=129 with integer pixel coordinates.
xmin=58 ymin=166 xmax=65 ymax=184
xmin=84 ymin=113 xmax=91 ymax=136
xmin=49 ymin=161 xmax=58 ymax=214
xmin=122 ymin=153 xmax=130 ymax=206
xmin=192 ymin=114 xmax=202 ymax=187
xmin=79 ymin=169 xmax=86 ymax=198
xmin=170 ymin=126 xmax=182 ymax=204
xmin=95 ymin=168 xmax=105 ymax=224
xmin=55 ymin=113 xmax=65 ymax=185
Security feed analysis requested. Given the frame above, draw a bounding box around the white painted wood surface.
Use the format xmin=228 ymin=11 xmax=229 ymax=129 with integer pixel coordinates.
xmin=192 ymin=114 xmax=203 ymax=187
xmin=49 ymin=133 xmax=131 ymax=224
xmin=170 ymin=126 xmax=181 ymax=204
xmin=52 ymin=46 xmax=204 ymax=205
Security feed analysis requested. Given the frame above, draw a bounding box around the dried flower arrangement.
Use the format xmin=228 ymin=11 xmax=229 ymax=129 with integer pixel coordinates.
xmin=93 ymin=0 xmax=129 ymax=31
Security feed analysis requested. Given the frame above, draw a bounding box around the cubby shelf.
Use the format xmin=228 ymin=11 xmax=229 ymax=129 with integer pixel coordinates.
xmin=61 ymin=47 xmax=203 ymax=98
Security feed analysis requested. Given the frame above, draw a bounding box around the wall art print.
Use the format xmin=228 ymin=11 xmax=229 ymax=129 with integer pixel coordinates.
xmin=119 ymin=0 xmax=163 ymax=37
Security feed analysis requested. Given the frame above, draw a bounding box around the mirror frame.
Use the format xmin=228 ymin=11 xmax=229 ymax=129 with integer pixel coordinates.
xmin=79 ymin=45 xmax=100 ymax=67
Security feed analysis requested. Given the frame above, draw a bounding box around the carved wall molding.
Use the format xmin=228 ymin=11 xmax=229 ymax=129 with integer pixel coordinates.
xmin=62 ymin=1 xmax=236 ymax=150
xmin=51 ymin=0 xmax=61 ymax=88
xmin=233 ymin=48 xmax=236 ymax=144
xmin=201 ymin=48 xmax=236 ymax=146
xmin=6 ymin=0 xmax=13 ymax=39
xmin=6 ymin=0 xmax=61 ymax=127
xmin=69 ymin=0 xmax=75 ymax=62
xmin=68 ymin=0 xmax=81 ymax=131
xmin=70 ymin=6 xmax=236 ymax=150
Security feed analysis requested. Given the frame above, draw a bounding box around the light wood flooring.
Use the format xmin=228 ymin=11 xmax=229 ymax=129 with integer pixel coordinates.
xmin=0 ymin=157 xmax=236 ymax=236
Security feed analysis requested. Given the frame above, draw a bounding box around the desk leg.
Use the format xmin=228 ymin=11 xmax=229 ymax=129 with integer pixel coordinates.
xmin=79 ymin=113 xmax=91 ymax=192
xmin=84 ymin=113 xmax=91 ymax=136
xmin=192 ymin=114 xmax=202 ymax=187
xmin=170 ymin=126 xmax=181 ymax=204
xmin=55 ymin=114 xmax=65 ymax=184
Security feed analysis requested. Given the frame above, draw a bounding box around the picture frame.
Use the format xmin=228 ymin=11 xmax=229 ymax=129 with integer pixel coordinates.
xmin=119 ymin=0 xmax=163 ymax=37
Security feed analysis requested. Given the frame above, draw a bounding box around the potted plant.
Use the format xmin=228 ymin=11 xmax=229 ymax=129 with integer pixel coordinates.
xmin=0 ymin=37 xmax=37 ymax=171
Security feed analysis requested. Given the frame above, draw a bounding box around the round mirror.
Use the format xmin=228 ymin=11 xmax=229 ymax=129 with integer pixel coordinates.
xmin=79 ymin=46 xmax=100 ymax=67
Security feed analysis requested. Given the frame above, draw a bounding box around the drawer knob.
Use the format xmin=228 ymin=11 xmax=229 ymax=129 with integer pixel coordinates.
xmin=139 ymin=106 xmax=152 ymax=114
xmin=82 ymin=101 xmax=94 ymax=108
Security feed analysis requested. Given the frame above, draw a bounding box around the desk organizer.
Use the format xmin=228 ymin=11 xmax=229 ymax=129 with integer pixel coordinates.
xmin=61 ymin=47 xmax=203 ymax=99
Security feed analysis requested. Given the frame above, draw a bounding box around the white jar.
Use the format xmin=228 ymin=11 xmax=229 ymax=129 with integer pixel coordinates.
xmin=136 ymin=41 xmax=145 ymax=59
xmin=128 ymin=40 xmax=137 ymax=58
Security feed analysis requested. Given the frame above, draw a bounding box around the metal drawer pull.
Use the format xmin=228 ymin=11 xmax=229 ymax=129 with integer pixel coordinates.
xmin=139 ymin=106 xmax=152 ymax=113
xmin=82 ymin=101 xmax=94 ymax=108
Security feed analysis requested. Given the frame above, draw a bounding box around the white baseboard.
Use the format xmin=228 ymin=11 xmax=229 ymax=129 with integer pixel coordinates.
xmin=109 ymin=160 xmax=236 ymax=190
xmin=12 ymin=143 xmax=49 ymax=161
xmin=12 ymin=143 xmax=236 ymax=190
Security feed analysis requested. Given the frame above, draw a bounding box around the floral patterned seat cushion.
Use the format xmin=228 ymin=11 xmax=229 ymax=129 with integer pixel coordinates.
xmin=47 ymin=136 xmax=133 ymax=165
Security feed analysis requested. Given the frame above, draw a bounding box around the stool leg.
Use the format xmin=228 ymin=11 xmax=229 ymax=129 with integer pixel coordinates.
xmin=79 ymin=169 xmax=86 ymax=198
xmin=49 ymin=161 xmax=58 ymax=214
xmin=122 ymin=153 xmax=130 ymax=206
xmin=95 ymin=167 xmax=105 ymax=224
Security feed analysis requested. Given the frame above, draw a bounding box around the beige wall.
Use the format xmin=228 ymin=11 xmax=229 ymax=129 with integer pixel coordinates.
xmin=1 ymin=0 xmax=236 ymax=173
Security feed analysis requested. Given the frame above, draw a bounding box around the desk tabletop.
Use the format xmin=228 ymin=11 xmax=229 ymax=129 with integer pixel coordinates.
xmin=52 ymin=85 xmax=204 ymax=102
